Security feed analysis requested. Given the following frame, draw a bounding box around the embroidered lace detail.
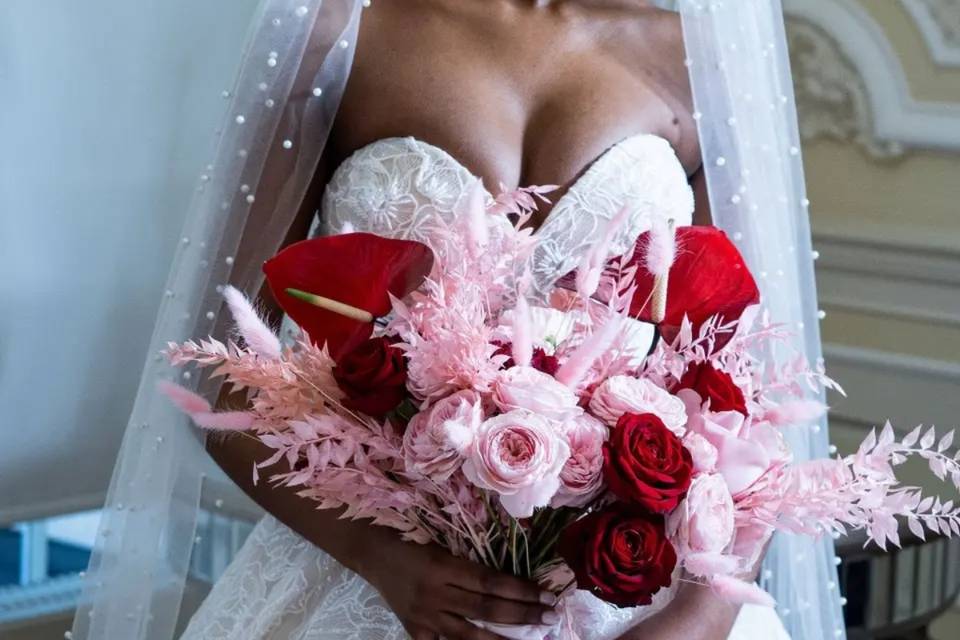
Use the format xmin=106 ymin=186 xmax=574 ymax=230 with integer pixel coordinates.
xmin=183 ymin=137 xmax=788 ymax=639
xmin=321 ymin=135 xmax=694 ymax=294
xmin=321 ymin=137 xmax=480 ymax=242
xmin=181 ymin=516 xmax=408 ymax=640
xmin=528 ymin=135 xmax=694 ymax=295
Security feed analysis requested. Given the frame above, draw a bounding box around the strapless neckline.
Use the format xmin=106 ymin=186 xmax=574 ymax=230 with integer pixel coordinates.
xmin=327 ymin=134 xmax=673 ymax=234
xmin=321 ymin=134 xmax=695 ymax=295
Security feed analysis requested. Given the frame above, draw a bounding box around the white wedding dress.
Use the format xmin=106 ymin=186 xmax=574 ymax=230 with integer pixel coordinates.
xmin=180 ymin=135 xmax=791 ymax=640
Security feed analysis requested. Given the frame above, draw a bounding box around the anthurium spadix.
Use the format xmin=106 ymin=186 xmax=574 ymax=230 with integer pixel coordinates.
xmin=263 ymin=233 xmax=434 ymax=361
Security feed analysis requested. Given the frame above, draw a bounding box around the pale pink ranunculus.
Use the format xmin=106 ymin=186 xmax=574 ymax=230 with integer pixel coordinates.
xmin=683 ymin=432 xmax=719 ymax=474
xmin=551 ymin=414 xmax=609 ymax=508
xmin=588 ymin=375 xmax=687 ymax=435
xmin=462 ymin=410 xmax=570 ymax=518
xmin=680 ymin=389 xmax=790 ymax=496
xmin=403 ymin=390 xmax=482 ymax=481
xmin=492 ymin=366 xmax=582 ymax=422
xmin=667 ymin=473 xmax=735 ymax=556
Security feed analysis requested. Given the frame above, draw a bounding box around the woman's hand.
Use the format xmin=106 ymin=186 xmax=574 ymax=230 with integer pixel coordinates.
xmin=361 ymin=536 xmax=558 ymax=640
xmin=206 ymin=433 xmax=557 ymax=638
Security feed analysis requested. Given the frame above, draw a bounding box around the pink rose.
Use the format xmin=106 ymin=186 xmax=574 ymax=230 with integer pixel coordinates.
xmin=589 ymin=376 xmax=687 ymax=435
xmin=683 ymin=432 xmax=719 ymax=474
xmin=492 ymin=366 xmax=581 ymax=422
xmin=403 ymin=391 xmax=481 ymax=481
xmin=667 ymin=473 xmax=735 ymax=556
xmin=552 ymin=414 xmax=609 ymax=508
xmin=462 ymin=410 xmax=570 ymax=518
xmin=680 ymin=390 xmax=789 ymax=496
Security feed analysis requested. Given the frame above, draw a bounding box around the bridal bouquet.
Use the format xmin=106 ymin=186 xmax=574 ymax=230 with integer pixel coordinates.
xmin=163 ymin=184 xmax=960 ymax=638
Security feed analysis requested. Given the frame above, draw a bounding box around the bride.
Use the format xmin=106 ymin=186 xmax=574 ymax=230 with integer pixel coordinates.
xmin=72 ymin=1 xmax=844 ymax=639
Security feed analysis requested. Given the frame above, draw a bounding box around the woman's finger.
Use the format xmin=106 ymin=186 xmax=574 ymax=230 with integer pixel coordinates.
xmin=405 ymin=623 xmax=438 ymax=640
xmin=441 ymin=586 xmax=557 ymax=626
xmin=446 ymin=558 xmax=553 ymax=605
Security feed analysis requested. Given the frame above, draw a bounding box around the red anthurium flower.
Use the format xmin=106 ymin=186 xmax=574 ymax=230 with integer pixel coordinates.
xmin=557 ymin=226 xmax=759 ymax=344
xmin=627 ymin=226 xmax=759 ymax=342
xmin=263 ymin=233 xmax=434 ymax=360
xmin=556 ymin=226 xmax=758 ymax=348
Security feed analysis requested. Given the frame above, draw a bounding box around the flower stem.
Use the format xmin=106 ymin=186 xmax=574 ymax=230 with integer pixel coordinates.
xmin=509 ymin=518 xmax=519 ymax=575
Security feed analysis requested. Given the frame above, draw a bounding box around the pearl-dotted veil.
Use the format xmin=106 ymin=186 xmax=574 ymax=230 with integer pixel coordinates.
xmin=71 ymin=1 xmax=844 ymax=638
xmin=681 ymin=1 xmax=845 ymax=637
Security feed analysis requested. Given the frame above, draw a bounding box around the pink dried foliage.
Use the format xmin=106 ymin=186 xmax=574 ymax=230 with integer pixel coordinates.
xmin=162 ymin=185 xmax=958 ymax=613
xmin=739 ymin=422 xmax=960 ymax=549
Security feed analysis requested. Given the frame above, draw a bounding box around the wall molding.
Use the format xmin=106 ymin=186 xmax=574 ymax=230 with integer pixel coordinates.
xmin=824 ymin=343 xmax=960 ymax=430
xmin=901 ymin=0 xmax=960 ymax=68
xmin=813 ymin=229 xmax=960 ymax=328
xmin=784 ymin=0 xmax=960 ymax=154
xmin=786 ymin=15 xmax=905 ymax=158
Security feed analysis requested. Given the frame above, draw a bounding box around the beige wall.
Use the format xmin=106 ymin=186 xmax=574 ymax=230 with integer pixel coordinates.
xmin=792 ymin=2 xmax=960 ymax=633
xmin=795 ymin=0 xmax=960 ymax=381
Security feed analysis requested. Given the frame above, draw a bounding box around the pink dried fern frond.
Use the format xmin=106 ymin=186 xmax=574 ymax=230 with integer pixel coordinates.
xmin=489 ymin=184 xmax=557 ymax=226
xmin=738 ymin=422 xmax=960 ymax=549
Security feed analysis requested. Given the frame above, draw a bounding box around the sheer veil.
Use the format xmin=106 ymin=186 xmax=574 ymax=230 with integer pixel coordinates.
xmin=679 ymin=1 xmax=845 ymax=638
xmin=72 ymin=1 xmax=844 ymax=638
xmin=70 ymin=2 xmax=365 ymax=638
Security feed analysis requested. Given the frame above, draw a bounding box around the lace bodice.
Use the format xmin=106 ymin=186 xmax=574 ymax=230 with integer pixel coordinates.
xmin=321 ymin=135 xmax=694 ymax=295
xmin=181 ymin=137 xmax=786 ymax=640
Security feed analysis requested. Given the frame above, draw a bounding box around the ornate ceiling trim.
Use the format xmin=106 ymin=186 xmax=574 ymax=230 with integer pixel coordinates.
xmin=783 ymin=0 xmax=960 ymax=154
xmin=900 ymin=0 xmax=960 ymax=68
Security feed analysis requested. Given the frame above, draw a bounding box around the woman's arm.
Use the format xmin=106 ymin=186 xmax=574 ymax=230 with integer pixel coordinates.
xmin=206 ymin=430 xmax=555 ymax=640
xmin=616 ymin=534 xmax=770 ymax=640
xmin=205 ymin=165 xmax=554 ymax=640
xmin=615 ymin=581 xmax=741 ymax=640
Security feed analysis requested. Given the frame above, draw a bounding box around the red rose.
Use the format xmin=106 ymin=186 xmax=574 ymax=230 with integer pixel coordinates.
xmin=558 ymin=504 xmax=677 ymax=607
xmin=530 ymin=348 xmax=560 ymax=376
xmin=333 ymin=337 xmax=408 ymax=418
xmin=493 ymin=343 xmax=560 ymax=376
xmin=603 ymin=413 xmax=693 ymax=512
xmin=677 ymin=362 xmax=747 ymax=415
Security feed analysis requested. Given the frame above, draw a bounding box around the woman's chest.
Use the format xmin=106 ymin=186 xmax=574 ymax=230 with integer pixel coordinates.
xmin=331 ymin=2 xmax=699 ymax=194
